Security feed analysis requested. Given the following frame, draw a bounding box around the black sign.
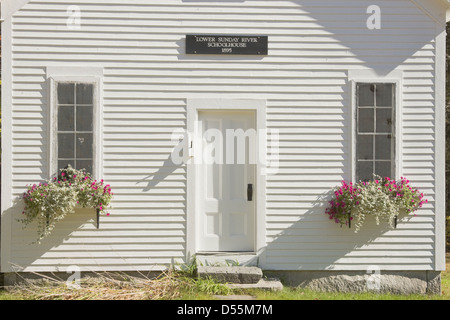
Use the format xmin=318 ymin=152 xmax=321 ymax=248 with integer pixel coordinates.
xmin=186 ymin=35 xmax=268 ymax=55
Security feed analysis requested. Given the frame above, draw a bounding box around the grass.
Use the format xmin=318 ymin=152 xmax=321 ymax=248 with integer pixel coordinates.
xmin=1 ymin=255 xmax=449 ymax=300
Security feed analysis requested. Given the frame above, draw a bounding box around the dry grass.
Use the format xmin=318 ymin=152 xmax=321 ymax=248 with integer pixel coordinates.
xmin=6 ymin=270 xmax=193 ymax=300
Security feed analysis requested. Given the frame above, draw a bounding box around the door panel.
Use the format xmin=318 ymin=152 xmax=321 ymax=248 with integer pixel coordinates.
xmin=197 ymin=111 xmax=256 ymax=252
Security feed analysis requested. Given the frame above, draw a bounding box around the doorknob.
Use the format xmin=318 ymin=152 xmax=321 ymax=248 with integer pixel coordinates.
xmin=247 ymin=184 xmax=253 ymax=201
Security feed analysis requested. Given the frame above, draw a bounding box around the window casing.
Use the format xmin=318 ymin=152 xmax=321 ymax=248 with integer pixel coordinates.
xmin=355 ymin=83 xmax=396 ymax=181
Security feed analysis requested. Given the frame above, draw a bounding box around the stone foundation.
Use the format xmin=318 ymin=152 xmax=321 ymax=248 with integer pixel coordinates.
xmin=1 ymin=271 xmax=162 ymax=287
xmin=2 ymin=270 xmax=441 ymax=295
xmin=264 ymin=270 xmax=441 ymax=295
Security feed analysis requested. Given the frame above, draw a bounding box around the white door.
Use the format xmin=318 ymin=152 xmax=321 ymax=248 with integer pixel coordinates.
xmin=197 ymin=111 xmax=256 ymax=252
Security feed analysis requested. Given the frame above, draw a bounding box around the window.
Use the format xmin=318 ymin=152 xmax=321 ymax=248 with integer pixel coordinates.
xmin=355 ymin=83 xmax=395 ymax=181
xmin=56 ymin=82 xmax=94 ymax=174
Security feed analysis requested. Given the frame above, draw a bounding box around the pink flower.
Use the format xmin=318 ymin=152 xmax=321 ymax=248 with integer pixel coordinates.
xmin=61 ymin=172 xmax=65 ymax=176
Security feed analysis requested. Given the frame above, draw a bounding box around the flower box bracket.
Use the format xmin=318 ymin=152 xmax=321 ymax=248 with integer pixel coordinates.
xmin=96 ymin=208 xmax=100 ymax=229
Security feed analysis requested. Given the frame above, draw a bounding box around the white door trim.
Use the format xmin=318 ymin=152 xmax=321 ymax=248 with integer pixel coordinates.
xmin=186 ymin=99 xmax=267 ymax=263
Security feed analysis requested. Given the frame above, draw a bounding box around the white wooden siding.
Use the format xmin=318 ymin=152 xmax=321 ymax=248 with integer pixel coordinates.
xmin=3 ymin=0 xmax=442 ymax=272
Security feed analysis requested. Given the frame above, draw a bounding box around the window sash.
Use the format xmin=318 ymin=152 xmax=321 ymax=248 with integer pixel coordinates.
xmin=355 ymin=83 xmax=396 ymax=181
xmin=54 ymin=81 xmax=95 ymax=176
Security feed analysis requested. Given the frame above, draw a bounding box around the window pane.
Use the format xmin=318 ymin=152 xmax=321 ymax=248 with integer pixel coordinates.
xmin=76 ymin=160 xmax=93 ymax=175
xmin=76 ymin=105 xmax=93 ymax=131
xmin=376 ymin=84 xmax=393 ymax=107
xmin=358 ymin=108 xmax=374 ymax=133
xmin=58 ymin=159 xmax=75 ymax=171
xmin=76 ymin=133 xmax=93 ymax=158
xmin=357 ymin=84 xmax=375 ymax=106
xmin=357 ymin=135 xmax=373 ymax=160
xmin=58 ymin=106 xmax=74 ymax=131
xmin=58 ymin=133 xmax=75 ymax=158
xmin=357 ymin=161 xmax=373 ymax=182
xmin=375 ymin=135 xmax=391 ymax=160
xmin=76 ymin=84 xmax=93 ymax=105
xmin=375 ymin=161 xmax=392 ymax=178
xmin=57 ymin=83 xmax=75 ymax=105
xmin=376 ymin=108 xmax=393 ymax=133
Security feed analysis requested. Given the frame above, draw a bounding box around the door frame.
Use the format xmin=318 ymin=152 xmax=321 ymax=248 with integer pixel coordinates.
xmin=186 ymin=99 xmax=267 ymax=261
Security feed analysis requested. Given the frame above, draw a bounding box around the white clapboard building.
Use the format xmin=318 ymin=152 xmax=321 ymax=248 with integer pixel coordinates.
xmin=1 ymin=0 xmax=448 ymax=293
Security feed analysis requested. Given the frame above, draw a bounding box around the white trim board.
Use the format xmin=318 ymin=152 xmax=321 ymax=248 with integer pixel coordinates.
xmin=347 ymin=69 xmax=404 ymax=184
xmin=186 ymin=99 xmax=267 ymax=266
xmin=433 ymin=23 xmax=447 ymax=271
xmin=46 ymin=67 xmax=104 ymax=179
xmin=0 ymin=13 xmax=13 ymax=272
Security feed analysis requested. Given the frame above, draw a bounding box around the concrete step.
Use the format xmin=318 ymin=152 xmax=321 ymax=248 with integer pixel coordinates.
xmin=195 ymin=253 xmax=258 ymax=267
xmin=226 ymin=278 xmax=284 ymax=291
xmin=197 ymin=266 xmax=263 ymax=284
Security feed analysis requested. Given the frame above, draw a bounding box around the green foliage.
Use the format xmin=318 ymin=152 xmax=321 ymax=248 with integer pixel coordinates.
xmin=326 ymin=176 xmax=427 ymax=232
xmin=21 ymin=165 xmax=113 ymax=242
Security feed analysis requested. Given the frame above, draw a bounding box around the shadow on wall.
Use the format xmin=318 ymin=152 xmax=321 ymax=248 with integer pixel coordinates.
xmin=174 ymin=0 xmax=436 ymax=76
xmin=2 ymin=198 xmax=98 ymax=273
xmin=260 ymin=195 xmax=433 ymax=294
xmin=262 ymin=189 xmax=415 ymax=272
xmin=301 ymin=1 xmax=436 ymax=75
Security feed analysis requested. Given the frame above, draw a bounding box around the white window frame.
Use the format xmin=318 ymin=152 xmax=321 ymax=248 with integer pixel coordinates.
xmin=47 ymin=68 xmax=103 ymax=179
xmin=348 ymin=70 xmax=402 ymax=183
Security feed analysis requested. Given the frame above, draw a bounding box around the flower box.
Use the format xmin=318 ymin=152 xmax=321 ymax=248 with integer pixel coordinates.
xmin=326 ymin=176 xmax=427 ymax=232
xmin=21 ymin=165 xmax=113 ymax=243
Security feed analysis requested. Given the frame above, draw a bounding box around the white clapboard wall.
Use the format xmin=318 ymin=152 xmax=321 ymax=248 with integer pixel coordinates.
xmin=4 ymin=0 xmax=442 ymax=272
